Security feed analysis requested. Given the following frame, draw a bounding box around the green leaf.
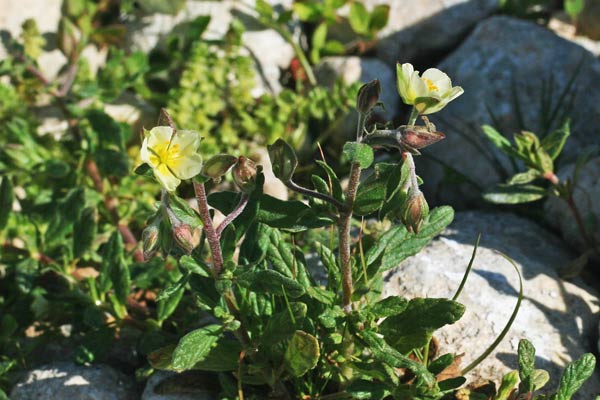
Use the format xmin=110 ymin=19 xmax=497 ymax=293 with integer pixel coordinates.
xmin=257 ymin=194 xmax=333 ymax=232
xmin=179 ymin=255 xmax=210 ymax=277
xmin=322 ymin=40 xmax=346 ymax=55
xmin=73 ymin=207 xmax=97 ymax=258
xmin=554 ymin=353 xmax=596 ymax=400
xmin=262 ymin=302 xmax=307 ymax=344
xmin=293 ymin=2 xmax=322 ymax=21
xmin=507 ymin=169 xmax=540 ymax=185
xmin=483 ymin=184 xmax=546 ymax=204
xmin=347 ymin=379 xmax=390 ymax=399
xmin=265 ymin=226 xmax=312 ymax=287
xmin=312 ymin=22 xmax=328 ymax=51
xmin=315 ymin=160 xmax=344 ymax=202
xmin=268 ymin=138 xmax=298 ymax=183
xmin=157 ymin=284 xmax=184 ymax=324
xmin=354 ymin=171 xmax=387 ymax=216
xmin=565 ymin=0 xmax=585 ymax=19
xmin=497 ymin=371 xmax=519 ymax=400
xmin=192 ymin=339 xmax=242 ymax=371
xmin=428 ymin=354 xmax=455 ymax=375
xmin=0 ymin=176 xmax=14 ymax=230
xmin=343 ymin=142 xmax=374 ymax=169
xmin=374 ymin=206 xmax=454 ymax=271
xmin=172 ymin=325 xmax=222 ymax=371
xmin=94 ymin=149 xmax=130 ymax=177
xmin=358 ymin=329 xmax=436 ymax=387
xmin=438 ymin=377 xmax=467 ymax=392
xmin=236 ymin=269 xmax=305 ymax=298
xmin=284 ymin=330 xmax=319 ymax=377
xmin=255 ymin=0 xmax=274 ymax=18
xmin=541 ymin=120 xmax=570 ymax=160
xmin=369 ymin=4 xmax=390 ymax=32
xmin=111 ymin=253 xmax=131 ymax=306
xmin=168 ymin=194 xmax=202 ymax=229
xmin=316 ymin=242 xmax=340 ymax=292
xmin=133 ymin=163 xmax=153 ymax=177
xmin=482 ymin=125 xmax=520 ymax=159
xmin=379 ymin=298 xmax=465 ymax=354
xmin=518 ymin=339 xmax=536 ymax=393
xmin=532 ymin=369 xmax=550 ymax=391
xmin=348 ymin=1 xmax=370 ymax=34
xmin=86 ymin=109 xmax=124 ymax=150
xmin=0 ymin=360 xmax=15 ymax=376
xmin=370 ymin=296 xmax=408 ymax=318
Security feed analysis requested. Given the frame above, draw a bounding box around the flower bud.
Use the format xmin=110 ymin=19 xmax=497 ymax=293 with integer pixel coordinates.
xmin=201 ymin=154 xmax=238 ymax=182
xmin=172 ymin=223 xmax=201 ymax=254
xmin=268 ymin=139 xmax=297 ymax=183
xmin=400 ymin=189 xmax=429 ymax=234
xmin=399 ymin=127 xmax=445 ymax=154
xmin=142 ymin=218 xmax=161 ymax=260
xmin=356 ymin=79 xmax=381 ymax=115
xmin=232 ymin=156 xmax=257 ymax=193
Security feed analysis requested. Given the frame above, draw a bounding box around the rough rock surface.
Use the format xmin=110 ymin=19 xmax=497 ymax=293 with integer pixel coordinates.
xmin=545 ymin=157 xmax=600 ymax=255
xmin=382 ymin=211 xmax=600 ymax=396
xmin=370 ymin=0 xmax=498 ymax=66
xmin=142 ymin=371 xmax=216 ymax=400
xmin=10 ymin=362 xmax=136 ymax=400
xmin=418 ymin=16 xmax=600 ymax=208
xmin=315 ymin=56 xmax=399 ymax=121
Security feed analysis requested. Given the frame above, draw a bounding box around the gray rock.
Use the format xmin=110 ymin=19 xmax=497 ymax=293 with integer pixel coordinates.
xmin=548 ymin=12 xmax=600 ymax=57
xmin=545 ymin=157 xmax=600 ymax=255
xmin=417 ymin=16 xmax=600 ymax=208
xmin=369 ymin=0 xmax=498 ymax=66
xmin=315 ymin=56 xmax=399 ymax=120
xmin=382 ymin=211 xmax=600 ymax=396
xmin=10 ymin=362 xmax=136 ymax=400
xmin=142 ymin=371 xmax=216 ymax=400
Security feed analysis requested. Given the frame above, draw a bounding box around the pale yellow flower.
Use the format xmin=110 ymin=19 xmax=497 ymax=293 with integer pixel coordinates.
xmin=140 ymin=126 xmax=203 ymax=192
xmin=396 ymin=63 xmax=463 ymax=115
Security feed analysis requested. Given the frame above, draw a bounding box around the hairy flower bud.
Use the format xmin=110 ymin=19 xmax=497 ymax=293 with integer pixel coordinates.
xmin=232 ymin=156 xmax=257 ymax=193
xmin=401 ymin=189 xmax=429 ymax=234
xmin=172 ymin=223 xmax=201 ymax=254
xmin=142 ymin=218 xmax=161 ymax=260
xmin=201 ymin=154 xmax=237 ymax=182
xmin=356 ymin=79 xmax=381 ymax=115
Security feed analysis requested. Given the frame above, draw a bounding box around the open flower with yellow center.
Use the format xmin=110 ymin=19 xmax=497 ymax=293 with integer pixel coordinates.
xmin=140 ymin=126 xmax=203 ymax=192
xmin=396 ymin=63 xmax=463 ymax=115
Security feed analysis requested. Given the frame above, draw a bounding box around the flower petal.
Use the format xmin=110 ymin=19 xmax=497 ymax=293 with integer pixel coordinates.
xmin=171 ymin=130 xmax=201 ymax=154
xmin=147 ymin=126 xmax=174 ymax=149
xmin=169 ymin=153 xmax=203 ymax=180
xmin=140 ymin=137 xmax=152 ymax=165
xmin=443 ymin=86 xmax=464 ymax=102
xmin=154 ymin=164 xmax=181 ymax=192
xmin=422 ymin=68 xmax=451 ymax=92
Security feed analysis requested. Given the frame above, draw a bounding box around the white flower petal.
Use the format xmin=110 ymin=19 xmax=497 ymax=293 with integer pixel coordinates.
xmin=410 ymin=72 xmax=429 ymax=99
xmin=147 ymin=126 xmax=174 ymax=149
xmin=171 ymin=130 xmax=201 ymax=154
xmin=140 ymin=137 xmax=152 ymax=165
xmin=444 ymin=86 xmax=464 ymax=102
xmin=154 ymin=164 xmax=181 ymax=192
xmin=170 ymin=153 xmax=203 ymax=180
xmin=422 ymin=68 xmax=452 ymax=92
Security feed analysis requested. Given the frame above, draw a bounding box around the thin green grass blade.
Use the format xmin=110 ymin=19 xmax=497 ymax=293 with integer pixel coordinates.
xmin=461 ymin=251 xmax=523 ymax=375
xmin=452 ymin=234 xmax=481 ymax=301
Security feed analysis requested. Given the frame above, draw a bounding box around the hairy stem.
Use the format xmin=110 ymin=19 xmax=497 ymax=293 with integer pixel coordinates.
xmin=216 ymin=193 xmax=249 ymax=238
xmin=286 ymin=180 xmax=348 ymax=211
xmin=339 ymin=162 xmax=361 ymax=313
xmin=193 ymin=182 xmax=224 ymax=276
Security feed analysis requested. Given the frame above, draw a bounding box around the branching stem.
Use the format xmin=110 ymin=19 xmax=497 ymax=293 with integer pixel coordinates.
xmin=216 ymin=194 xmax=249 ymax=238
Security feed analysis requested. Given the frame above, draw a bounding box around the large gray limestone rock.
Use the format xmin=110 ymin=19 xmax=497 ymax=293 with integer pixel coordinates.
xmin=382 ymin=211 xmax=600 ymax=396
xmin=10 ymin=362 xmax=136 ymax=400
xmin=315 ymin=56 xmax=399 ymax=121
xmin=369 ymin=0 xmax=498 ymax=66
xmin=417 ymin=16 xmax=600 ymax=208
xmin=545 ymin=157 xmax=600 ymax=255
